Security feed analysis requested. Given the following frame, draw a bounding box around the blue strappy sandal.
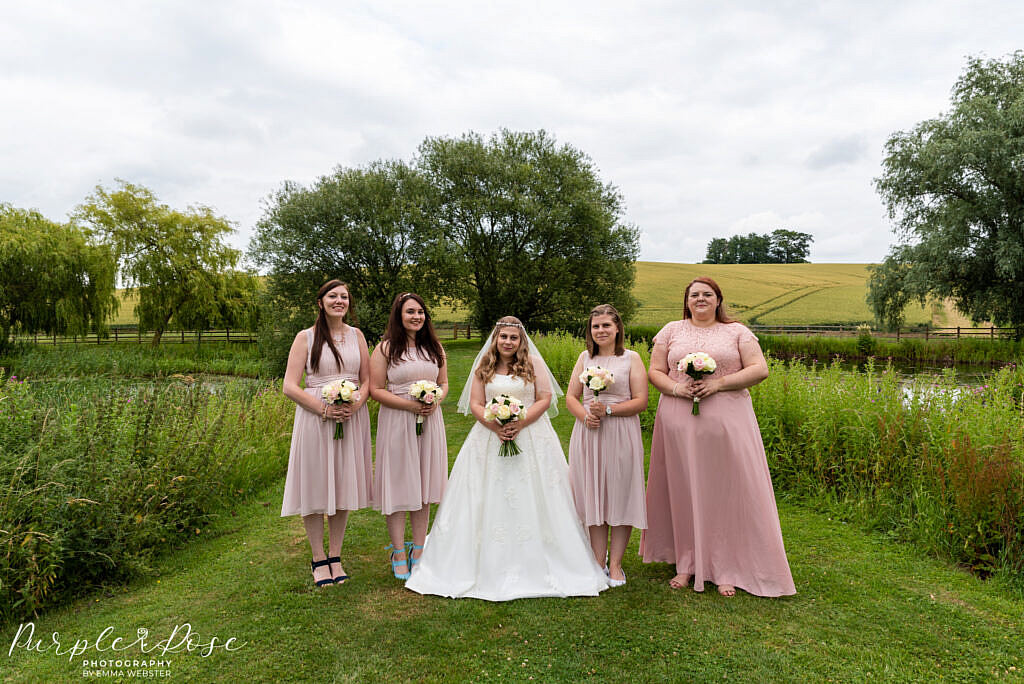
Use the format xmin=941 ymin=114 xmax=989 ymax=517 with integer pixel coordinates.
xmin=386 ymin=544 xmax=410 ymax=580
xmin=406 ymin=541 xmax=424 ymax=568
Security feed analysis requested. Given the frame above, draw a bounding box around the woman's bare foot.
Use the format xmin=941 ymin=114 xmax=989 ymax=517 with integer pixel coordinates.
xmin=717 ymin=584 xmax=735 ymax=597
xmin=668 ymin=573 xmax=691 ymax=589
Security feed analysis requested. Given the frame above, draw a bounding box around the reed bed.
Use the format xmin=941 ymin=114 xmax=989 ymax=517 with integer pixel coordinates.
xmin=759 ymin=334 xmax=1024 ymax=365
xmin=0 ymin=375 xmax=292 ymax=621
xmin=1 ymin=342 xmax=265 ymax=379
xmin=754 ymin=359 xmax=1024 ymax=580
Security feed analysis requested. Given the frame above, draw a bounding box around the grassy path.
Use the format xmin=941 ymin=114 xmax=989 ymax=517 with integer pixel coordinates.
xmin=3 ymin=483 xmax=1022 ymax=682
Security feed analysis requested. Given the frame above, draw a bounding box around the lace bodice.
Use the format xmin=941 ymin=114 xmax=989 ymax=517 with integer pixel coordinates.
xmin=485 ymin=374 xmax=536 ymax=408
xmin=653 ymin=320 xmax=760 ymax=395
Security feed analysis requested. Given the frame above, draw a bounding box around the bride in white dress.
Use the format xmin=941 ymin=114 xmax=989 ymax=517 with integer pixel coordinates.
xmin=405 ymin=316 xmax=609 ymax=601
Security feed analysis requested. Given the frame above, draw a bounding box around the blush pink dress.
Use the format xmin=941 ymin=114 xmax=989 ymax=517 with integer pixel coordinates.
xmin=567 ymin=350 xmax=647 ymax=529
xmin=281 ymin=328 xmax=373 ymax=517
xmin=373 ymin=350 xmax=448 ymax=515
xmin=639 ymin=320 xmax=795 ymax=597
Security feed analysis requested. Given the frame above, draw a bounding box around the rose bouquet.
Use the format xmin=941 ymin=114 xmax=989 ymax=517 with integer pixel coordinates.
xmin=483 ymin=394 xmax=527 ymax=457
xmin=322 ymin=379 xmax=359 ymax=439
xmin=677 ymin=352 xmax=716 ymax=415
xmin=579 ymin=365 xmax=614 ymax=398
xmin=408 ymin=379 xmax=442 ymax=436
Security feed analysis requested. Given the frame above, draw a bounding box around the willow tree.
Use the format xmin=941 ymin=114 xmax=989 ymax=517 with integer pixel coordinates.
xmin=0 ymin=205 xmax=116 ymax=348
xmin=75 ymin=181 xmax=253 ymax=345
xmin=870 ymin=53 xmax=1024 ymax=333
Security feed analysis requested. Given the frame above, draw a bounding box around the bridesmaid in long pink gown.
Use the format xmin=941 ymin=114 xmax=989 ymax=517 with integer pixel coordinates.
xmin=281 ymin=280 xmax=373 ymax=587
xmin=369 ymin=293 xmax=448 ymax=580
xmin=566 ymin=304 xmax=648 ymax=588
xmin=640 ymin=277 xmax=795 ymax=597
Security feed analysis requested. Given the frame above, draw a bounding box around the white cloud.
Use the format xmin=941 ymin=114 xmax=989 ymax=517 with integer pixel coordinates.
xmin=2 ymin=0 xmax=1024 ymax=263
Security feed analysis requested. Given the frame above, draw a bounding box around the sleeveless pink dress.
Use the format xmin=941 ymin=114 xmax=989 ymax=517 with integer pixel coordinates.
xmin=639 ymin=320 xmax=795 ymax=597
xmin=567 ymin=350 xmax=647 ymax=529
xmin=373 ymin=349 xmax=448 ymax=515
xmin=281 ymin=328 xmax=373 ymax=517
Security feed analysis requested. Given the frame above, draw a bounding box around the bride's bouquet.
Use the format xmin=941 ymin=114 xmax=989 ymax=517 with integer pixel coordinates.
xmin=678 ymin=352 xmax=716 ymax=415
xmin=579 ymin=365 xmax=614 ymax=398
xmin=408 ymin=379 xmax=442 ymax=436
xmin=483 ymin=394 xmax=527 ymax=457
xmin=322 ymin=379 xmax=359 ymax=439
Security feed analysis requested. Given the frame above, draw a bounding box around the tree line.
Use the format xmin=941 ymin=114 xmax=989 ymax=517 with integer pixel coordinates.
xmin=1 ymin=130 xmax=639 ymax=354
xmin=703 ymin=229 xmax=813 ymax=264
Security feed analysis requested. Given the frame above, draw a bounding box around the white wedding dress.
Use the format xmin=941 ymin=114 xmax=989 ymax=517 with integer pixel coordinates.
xmin=405 ymin=374 xmax=609 ymax=601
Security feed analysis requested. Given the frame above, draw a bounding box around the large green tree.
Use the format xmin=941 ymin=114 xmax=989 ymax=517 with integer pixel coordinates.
xmin=870 ymin=52 xmax=1024 ymax=332
xmin=249 ymin=160 xmax=437 ymax=346
xmin=75 ymin=182 xmax=253 ymax=345
xmin=0 ymin=205 xmax=117 ymax=348
xmin=417 ymin=130 xmax=639 ymax=331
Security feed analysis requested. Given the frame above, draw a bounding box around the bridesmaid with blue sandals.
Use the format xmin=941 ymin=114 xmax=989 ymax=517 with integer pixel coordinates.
xmin=369 ymin=293 xmax=449 ymax=579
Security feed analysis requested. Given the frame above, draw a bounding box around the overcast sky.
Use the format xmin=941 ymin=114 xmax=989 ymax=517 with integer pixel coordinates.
xmin=2 ymin=1 xmax=1021 ymax=263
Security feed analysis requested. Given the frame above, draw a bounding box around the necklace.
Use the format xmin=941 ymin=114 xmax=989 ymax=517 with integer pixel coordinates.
xmin=329 ymin=326 xmax=346 ymax=342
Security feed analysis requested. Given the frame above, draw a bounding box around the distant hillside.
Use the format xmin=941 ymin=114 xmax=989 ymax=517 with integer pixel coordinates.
xmin=630 ymin=262 xmax=935 ymax=327
xmin=111 ymin=263 xmax=956 ymax=329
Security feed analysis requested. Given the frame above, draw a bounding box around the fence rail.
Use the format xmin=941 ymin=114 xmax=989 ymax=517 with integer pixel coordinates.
xmin=750 ymin=324 xmax=1023 ymax=340
xmin=10 ymin=322 xmax=476 ymax=346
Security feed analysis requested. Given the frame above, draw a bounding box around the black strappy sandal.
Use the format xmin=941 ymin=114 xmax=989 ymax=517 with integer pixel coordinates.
xmin=311 ymin=558 xmax=333 ymax=587
xmin=327 ymin=555 xmax=349 ymax=584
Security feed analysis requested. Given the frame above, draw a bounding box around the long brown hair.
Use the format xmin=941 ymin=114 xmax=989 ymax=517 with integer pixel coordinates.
xmin=683 ymin=277 xmax=736 ymax=323
xmin=310 ymin=279 xmax=355 ymax=373
xmin=475 ymin=316 xmax=535 ymax=385
xmin=382 ymin=292 xmax=444 ymax=367
xmin=585 ymin=304 xmax=625 ymax=357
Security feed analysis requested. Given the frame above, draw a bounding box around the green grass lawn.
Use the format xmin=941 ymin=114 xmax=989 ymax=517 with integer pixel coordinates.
xmin=4 ymin=343 xmax=1022 ymax=682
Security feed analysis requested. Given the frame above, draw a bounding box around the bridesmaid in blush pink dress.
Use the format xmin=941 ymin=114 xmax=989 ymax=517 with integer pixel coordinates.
xmin=369 ymin=293 xmax=448 ymax=580
xmin=640 ymin=277 xmax=795 ymax=597
xmin=281 ymin=280 xmax=372 ymax=587
xmin=566 ymin=304 xmax=648 ymax=588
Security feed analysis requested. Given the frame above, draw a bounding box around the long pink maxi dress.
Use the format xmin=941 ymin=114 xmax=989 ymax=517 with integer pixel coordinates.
xmin=567 ymin=349 xmax=647 ymax=529
xmin=281 ymin=328 xmax=373 ymax=517
xmin=373 ymin=350 xmax=448 ymax=514
xmin=639 ymin=320 xmax=795 ymax=597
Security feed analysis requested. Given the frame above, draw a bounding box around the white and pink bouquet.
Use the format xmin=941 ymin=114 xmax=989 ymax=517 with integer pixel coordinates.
xmin=322 ymin=379 xmax=359 ymax=439
xmin=408 ymin=379 xmax=442 ymax=436
xmin=579 ymin=365 xmax=614 ymax=398
xmin=678 ymin=352 xmax=716 ymax=415
xmin=483 ymin=394 xmax=527 ymax=457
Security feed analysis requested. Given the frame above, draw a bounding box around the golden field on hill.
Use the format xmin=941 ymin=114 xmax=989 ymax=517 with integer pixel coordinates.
xmin=112 ymin=263 xmax=961 ymax=328
xmin=630 ymin=262 xmax=936 ymax=327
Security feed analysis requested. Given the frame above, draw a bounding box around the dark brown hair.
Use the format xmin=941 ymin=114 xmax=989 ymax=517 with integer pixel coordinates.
xmin=475 ymin=316 xmax=535 ymax=386
xmin=382 ymin=292 xmax=444 ymax=368
xmin=585 ymin=304 xmax=625 ymax=357
xmin=310 ymin=279 xmax=355 ymax=373
xmin=682 ymin=277 xmax=736 ymax=323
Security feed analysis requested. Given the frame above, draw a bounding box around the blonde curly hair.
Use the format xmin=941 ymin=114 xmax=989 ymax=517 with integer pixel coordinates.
xmin=475 ymin=316 xmax=536 ymax=386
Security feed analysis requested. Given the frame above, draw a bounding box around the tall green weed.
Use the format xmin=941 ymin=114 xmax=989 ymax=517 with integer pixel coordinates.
xmin=0 ymin=376 xmax=292 ymax=622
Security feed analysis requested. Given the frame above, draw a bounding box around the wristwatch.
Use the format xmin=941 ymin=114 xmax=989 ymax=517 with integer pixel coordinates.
xmin=605 ymin=405 xmax=612 ymax=416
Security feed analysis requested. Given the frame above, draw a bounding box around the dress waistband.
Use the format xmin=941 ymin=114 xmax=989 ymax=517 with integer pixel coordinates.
xmin=307 ymin=373 xmax=360 ymax=389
